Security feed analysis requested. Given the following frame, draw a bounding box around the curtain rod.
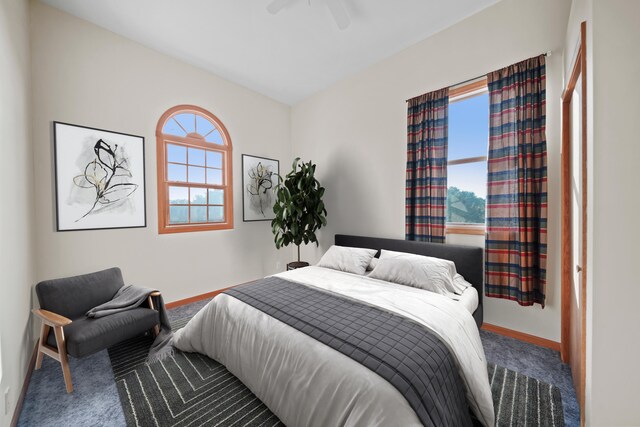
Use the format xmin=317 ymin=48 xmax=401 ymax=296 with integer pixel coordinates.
xmin=405 ymin=51 xmax=551 ymax=102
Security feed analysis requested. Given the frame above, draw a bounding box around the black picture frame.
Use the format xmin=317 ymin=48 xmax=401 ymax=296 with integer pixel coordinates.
xmin=53 ymin=121 xmax=147 ymax=231
xmin=242 ymin=154 xmax=280 ymax=222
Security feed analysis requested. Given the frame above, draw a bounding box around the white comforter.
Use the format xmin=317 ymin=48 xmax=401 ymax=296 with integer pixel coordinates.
xmin=173 ymin=267 xmax=495 ymax=427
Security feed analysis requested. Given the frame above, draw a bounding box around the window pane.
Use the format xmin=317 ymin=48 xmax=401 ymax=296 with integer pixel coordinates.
xmin=449 ymin=93 xmax=489 ymax=160
xmin=163 ymin=119 xmax=187 ymax=137
xmin=169 ymin=206 xmax=188 ymax=224
xmin=208 ymin=206 xmax=224 ymax=222
xmin=190 ymin=206 xmax=207 ymax=223
xmin=206 ymin=151 xmax=223 ymax=168
xmin=190 ymin=187 xmax=207 ymax=204
xmin=206 ymin=129 xmax=224 ymax=145
xmin=169 ymin=186 xmax=188 ymax=204
xmin=167 ymin=144 xmax=186 ymax=163
xmin=206 ymin=168 xmax=223 ymax=185
xmin=188 ymin=147 xmax=205 ymax=166
xmin=188 ymin=166 xmax=206 ymax=183
xmin=173 ymin=113 xmax=195 ymax=134
xmin=196 ymin=115 xmax=215 ymax=137
xmin=167 ymin=163 xmax=187 ymax=182
xmin=208 ymin=189 xmax=224 ymax=205
xmin=447 ymin=161 xmax=487 ymax=224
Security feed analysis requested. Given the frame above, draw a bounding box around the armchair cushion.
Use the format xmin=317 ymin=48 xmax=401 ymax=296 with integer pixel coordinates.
xmin=47 ymin=307 xmax=159 ymax=358
xmin=36 ymin=268 xmax=125 ymax=319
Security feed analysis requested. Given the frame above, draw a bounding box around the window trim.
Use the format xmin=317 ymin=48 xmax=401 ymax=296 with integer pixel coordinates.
xmin=446 ymin=79 xmax=488 ymax=233
xmin=445 ymin=224 xmax=486 ymax=236
xmin=448 ymin=156 xmax=487 ymax=166
xmin=156 ymin=105 xmax=233 ymax=234
xmin=449 ymin=77 xmax=488 ymax=101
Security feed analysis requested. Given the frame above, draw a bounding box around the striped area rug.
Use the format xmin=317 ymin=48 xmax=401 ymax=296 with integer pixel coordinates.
xmin=109 ymin=318 xmax=284 ymax=427
xmin=108 ymin=318 xmax=563 ymax=427
xmin=488 ymin=364 xmax=564 ymax=427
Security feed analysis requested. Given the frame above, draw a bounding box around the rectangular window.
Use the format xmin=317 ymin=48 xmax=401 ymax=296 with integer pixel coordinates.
xmin=165 ymin=146 xmax=227 ymax=225
xmin=447 ymin=80 xmax=488 ymax=231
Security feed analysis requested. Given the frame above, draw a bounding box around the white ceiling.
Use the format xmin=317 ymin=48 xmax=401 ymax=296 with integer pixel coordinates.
xmin=41 ymin=0 xmax=500 ymax=105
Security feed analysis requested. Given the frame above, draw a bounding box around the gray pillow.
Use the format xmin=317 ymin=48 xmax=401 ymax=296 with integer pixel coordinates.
xmin=317 ymin=245 xmax=378 ymax=275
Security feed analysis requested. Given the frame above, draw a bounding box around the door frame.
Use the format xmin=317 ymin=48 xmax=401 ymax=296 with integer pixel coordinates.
xmin=560 ymin=21 xmax=587 ymax=426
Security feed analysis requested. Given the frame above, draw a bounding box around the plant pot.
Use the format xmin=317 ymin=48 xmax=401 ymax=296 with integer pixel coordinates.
xmin=287 ymin=261 xmax=309 ymax=271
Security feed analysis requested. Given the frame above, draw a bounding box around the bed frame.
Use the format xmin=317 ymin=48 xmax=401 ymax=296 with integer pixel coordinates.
xmin=335 ymin=234 xmax=483 ymax=327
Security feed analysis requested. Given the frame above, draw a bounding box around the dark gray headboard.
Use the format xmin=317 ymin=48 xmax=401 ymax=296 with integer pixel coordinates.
xmin=335 ymin=234 xmax=484 ymax=326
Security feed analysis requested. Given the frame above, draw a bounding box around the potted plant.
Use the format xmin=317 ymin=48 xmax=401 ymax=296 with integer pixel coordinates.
xmin=271 ymin=158 xmax=327 ymax=270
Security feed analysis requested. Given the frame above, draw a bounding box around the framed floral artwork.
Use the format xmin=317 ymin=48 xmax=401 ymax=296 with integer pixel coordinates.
xmin=53 ymin=121 xmax=146 ymax=231
xmin=242 ymin=154 xmax=279 ymax=222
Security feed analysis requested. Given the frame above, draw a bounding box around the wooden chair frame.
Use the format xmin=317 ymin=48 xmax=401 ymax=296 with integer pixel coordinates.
xmin=32 ymin=291 xmax=161 ymax=393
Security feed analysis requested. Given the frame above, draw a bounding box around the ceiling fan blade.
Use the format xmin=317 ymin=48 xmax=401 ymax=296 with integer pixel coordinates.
xmin=267 ymin=0 xmax=294 ymax=15
xmin=326 ymin=0 xmax=350 ymax=30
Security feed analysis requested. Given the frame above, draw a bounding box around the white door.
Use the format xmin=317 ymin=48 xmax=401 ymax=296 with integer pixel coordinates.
xmin=569 ymin=74 xmax=583 ymax=397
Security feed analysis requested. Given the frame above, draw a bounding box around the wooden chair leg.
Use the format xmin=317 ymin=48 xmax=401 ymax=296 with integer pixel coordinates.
xmin=147 ymin=295 xmax=161 ymax=337
xmin=53 ymin=326 xmax=73 ymax=393
xmin=35 ymin=323 xmax=50 ymax=370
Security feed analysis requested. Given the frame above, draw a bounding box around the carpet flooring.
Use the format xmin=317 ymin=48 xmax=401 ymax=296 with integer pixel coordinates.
xmin=18 ymin=298 xmax=579 ymax=426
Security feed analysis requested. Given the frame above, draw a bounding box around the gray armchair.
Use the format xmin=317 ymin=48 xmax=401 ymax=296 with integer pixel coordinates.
xmin=33 ymin=267 xmax=160 ymax=393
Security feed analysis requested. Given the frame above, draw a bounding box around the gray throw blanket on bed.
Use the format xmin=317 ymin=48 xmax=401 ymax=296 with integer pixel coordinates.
xmin=86 ymin=285 xmax=173 ymax=363
xmin=225 ymin=277 xmax=474 ymax=427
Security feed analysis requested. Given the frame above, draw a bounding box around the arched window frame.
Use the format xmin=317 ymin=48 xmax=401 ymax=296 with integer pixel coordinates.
xmin=156 ymin=105 xmax=233 ymax=234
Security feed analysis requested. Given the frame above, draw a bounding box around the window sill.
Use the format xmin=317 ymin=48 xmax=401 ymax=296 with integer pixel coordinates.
xmin=158 ymin=222 xmax=234 ymax=234
xmin=445 ymin=225 xmax=485 ymax=236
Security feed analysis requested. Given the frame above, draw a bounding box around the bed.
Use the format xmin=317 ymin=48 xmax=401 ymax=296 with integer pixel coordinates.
xmin=173 ymin=235 xmax=494 ymax=426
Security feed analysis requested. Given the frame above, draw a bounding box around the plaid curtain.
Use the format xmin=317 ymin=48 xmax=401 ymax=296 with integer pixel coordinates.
xmin=485 ymin=55 xmax=548 ymax=307
xmin=406 ymin=88 xmax=449 ymax=243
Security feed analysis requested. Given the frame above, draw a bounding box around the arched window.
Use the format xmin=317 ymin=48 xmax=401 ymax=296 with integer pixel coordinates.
xmin=156 ymin=105 xmax=233 ymax=233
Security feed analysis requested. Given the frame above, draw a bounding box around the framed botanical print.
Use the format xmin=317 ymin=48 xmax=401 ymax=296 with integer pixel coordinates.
xmin=242 ymin=154 xmax=279 ymax=222
xmin=53 ymin=121 xmax=147 ymax=231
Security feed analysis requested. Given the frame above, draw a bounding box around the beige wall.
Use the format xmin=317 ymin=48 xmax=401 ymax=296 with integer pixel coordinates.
xmin=588 ymin=0 xmax=640 ymax=424
xmin=291 ymin=0 xmax=571 ymax=341
xmin=30 ymin=2 xmax=293 ymax=303
xmin=564 ymin=0 xmax=640 ymax=424
xmin=0 ymin=0 xmax=35 ymax=424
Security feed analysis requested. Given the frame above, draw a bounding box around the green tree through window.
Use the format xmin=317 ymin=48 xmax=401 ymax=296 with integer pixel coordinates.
xmin=446 ymin=186 xmax=485 ymax=224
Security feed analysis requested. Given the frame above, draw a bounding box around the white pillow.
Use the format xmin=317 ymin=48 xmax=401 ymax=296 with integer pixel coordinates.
xmin=453 ymin=273 xmax=473 ymax=294
xmin=368 ymin=250 xmax=460 ymax=296
xmin=316 ymin=245 xmax=378 ymax=275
